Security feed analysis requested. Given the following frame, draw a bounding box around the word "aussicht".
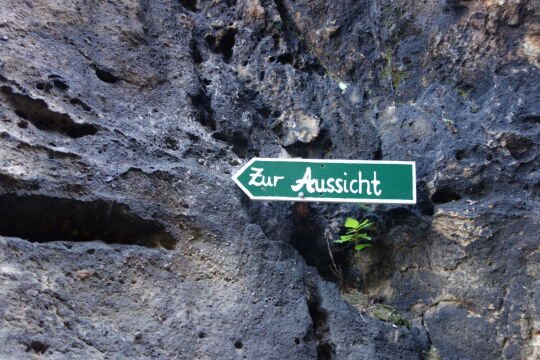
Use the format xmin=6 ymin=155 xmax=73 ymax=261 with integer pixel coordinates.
xmin=248 ymin=167 xmax=382 ymax=195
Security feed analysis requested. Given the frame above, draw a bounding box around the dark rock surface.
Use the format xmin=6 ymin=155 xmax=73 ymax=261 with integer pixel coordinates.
xmin=0 ymin=0 xmax=538 ymax=359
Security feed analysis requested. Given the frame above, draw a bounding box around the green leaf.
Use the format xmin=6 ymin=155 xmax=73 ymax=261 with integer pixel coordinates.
xmin=357 ymin=219 xmax=373 ymax=230
xmin=344 ymin=218 xmax=360 ymax=228
xmin=354 ymin=244 xmax=372 ymax=251
xmin=334 ymin=235 xmax=353 ymax=243
xmin=358 ymin=219 xmax=370 ymax=227
xmin=358 ymin=233 xmax=372 ymax=241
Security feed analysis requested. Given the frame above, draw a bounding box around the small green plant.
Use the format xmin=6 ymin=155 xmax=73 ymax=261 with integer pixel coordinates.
xmin=443 ymin=118 xmax=454 ymax=126
xmin=381 ymin=49 xmax=393 ymax=82
xmin=373 ymin=304 xmax=412 ymax=328
xmin=392 ymin=70 xmax=407 ymax=89
xmin=334 ymin=218 xmax=373 ymax=251
xmin=456 ymin=87 xmax=470 ymax=98
xmin=381 ymin=48 xmax=407 ymax=89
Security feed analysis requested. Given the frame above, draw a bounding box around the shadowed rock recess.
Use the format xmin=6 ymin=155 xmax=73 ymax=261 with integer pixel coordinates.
xmin=0 ymin=0 xmax=538 ymax=359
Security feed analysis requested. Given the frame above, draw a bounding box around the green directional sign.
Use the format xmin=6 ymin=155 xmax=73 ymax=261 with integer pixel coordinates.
xmin=232 ymin=158 xmax=416 ymax=204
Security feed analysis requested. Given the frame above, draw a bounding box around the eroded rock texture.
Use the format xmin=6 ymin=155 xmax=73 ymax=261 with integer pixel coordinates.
xmin=0 ymin=0 xmax=538 ymax=359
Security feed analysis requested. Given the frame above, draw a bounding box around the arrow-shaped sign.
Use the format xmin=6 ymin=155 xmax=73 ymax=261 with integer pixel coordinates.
xmin=232 ymin=158 xmax=416 ymax=204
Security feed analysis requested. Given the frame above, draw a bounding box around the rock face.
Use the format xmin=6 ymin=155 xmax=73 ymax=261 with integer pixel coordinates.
xmin=0 ymin=0 xmax=538 ymax=359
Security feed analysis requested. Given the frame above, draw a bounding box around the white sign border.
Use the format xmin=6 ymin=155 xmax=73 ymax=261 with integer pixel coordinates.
xmin=232 ymin=158 xmax=417 ymax=204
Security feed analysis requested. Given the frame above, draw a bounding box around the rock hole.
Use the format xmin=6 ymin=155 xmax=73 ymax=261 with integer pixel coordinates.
xmin=521 ymin=115 xmax=540 ymax=123
xmin=317 ymin=344 xmax=334 ymax=360
xmin=255 ymin=105 xmax=271 ymax=118
xmin=179 ymin=0 xmax=198 ymax=11
xmin=69 ymin=98 xmax=92 ymax=111
xmin=204 ymin=34 xmax=216 ymax=48
xmin=212 ymin=131 xmax=249 ymax=157
xmin=35 ymin=81 xmax=50 ymax=91
xmin=419 ymin=199 xmax=435 ymax=216
xmin=164 ymin=136 xmax=178 ymax=150
xmin=52 ymin=79 xmax=69 ymax=91
xmin=373 ymin=148 xmax=383 ymax=160
xmin=25 ymin=341 xmax=48 ymax=355
xmin=92 ymin=65 xmax=119 ymax=84
xmin=363 ymin=91 xmax=370 ymax=100
xmin=450 ymin=5 xmax=469 ymax=18
xmin=1 ymin=86 xmax=97 ymax=138
xmin=190 ymin=40 xmax=203 ymax=64
xmin=268 ymin=56 xmax=276 ymax=62
xmin=206 ymin=28 xmax=237 ymax=63
xmin=14 ymin=109 xmax=26 ymax=118
xmin=0 ymin=194 xmax=176 ymax=249
xmin=290 ymin=203 xmax=346 ymax=281
xmin=277 ymin=53 xmax=293 ymax=65
xmin=234 ymin=340 xmax=243 ymax=349
xmin=455 ymin=150 xmax=465 ymax=160
xmin=188 ymin=90 xmax=216 ymax=130
xmin=187 ymin=133 xmax=199 ymax=142
xmin=306 ymin=285 xmax=336 ymax=360
xmin=48 ymin=75 xmax=69 ymax=91
xmin=283 ymin=129 xmax=332 ymax=159
xmin=460 ymin=83 xmax=474 ymax=93
xmin=431 ymin=189 xmax=461 ymax=204
xmin=198 ymin=332 xmax=207 ymax=339
xmin=294 ymin=338 xmax=300 ymax=345
xmin=218 ymin=28 xmax=237 ymax=63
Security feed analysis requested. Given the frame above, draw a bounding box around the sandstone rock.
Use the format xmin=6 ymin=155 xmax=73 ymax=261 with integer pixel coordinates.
xmin=0 ymin=0 xmax=538 ymax=359
xmin=273 ymin=109 xmax=321 ymax=147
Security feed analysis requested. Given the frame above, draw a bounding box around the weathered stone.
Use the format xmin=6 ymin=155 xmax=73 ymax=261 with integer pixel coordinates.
xmin=0 ymin=0 xmax=538 ymax=359
xmin=274 ymin=109 xmax=321 ymax=146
